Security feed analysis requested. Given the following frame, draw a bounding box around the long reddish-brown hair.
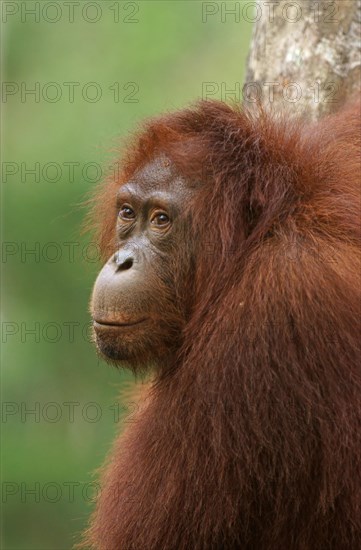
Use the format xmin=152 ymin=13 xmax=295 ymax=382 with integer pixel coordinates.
xmin=82 ymin=98 xmax=361 ymax=549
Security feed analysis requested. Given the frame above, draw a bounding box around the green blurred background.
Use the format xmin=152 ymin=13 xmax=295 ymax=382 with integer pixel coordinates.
xmin=2 ymin=2 xmax=252 ymax=548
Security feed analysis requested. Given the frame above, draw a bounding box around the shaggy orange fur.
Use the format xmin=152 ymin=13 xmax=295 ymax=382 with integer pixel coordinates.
xmin=83 ymin=98 xmax=361 ymax=549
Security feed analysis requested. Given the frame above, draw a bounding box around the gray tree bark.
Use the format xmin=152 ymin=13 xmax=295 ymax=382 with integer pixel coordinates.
xmin=245 ymin=0 xmax=361 ymax=119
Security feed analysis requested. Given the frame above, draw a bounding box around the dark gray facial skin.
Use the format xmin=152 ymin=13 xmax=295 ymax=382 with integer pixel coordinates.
xmin=91 ymin=157 xmax=197 ymax=368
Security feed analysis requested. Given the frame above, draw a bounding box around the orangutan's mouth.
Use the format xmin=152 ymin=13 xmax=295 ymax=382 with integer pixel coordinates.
xmin=93 ymin=318 xmax=148 ymax=329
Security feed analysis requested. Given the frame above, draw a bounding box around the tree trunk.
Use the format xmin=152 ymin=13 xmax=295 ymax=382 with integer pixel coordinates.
xmin=245 ymin=0 xmax=361 ymax=119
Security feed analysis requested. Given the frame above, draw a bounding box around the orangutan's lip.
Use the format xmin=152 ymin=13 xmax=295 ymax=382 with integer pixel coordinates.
xmin=93 ymin=318 xmax=147 ymax=328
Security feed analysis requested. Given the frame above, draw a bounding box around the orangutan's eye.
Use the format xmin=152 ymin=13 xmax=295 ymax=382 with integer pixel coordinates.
xmin=119 ymin=205 xmax=135 ymax=220
xmin=150 ymin=211 xmax=170 ymax=227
